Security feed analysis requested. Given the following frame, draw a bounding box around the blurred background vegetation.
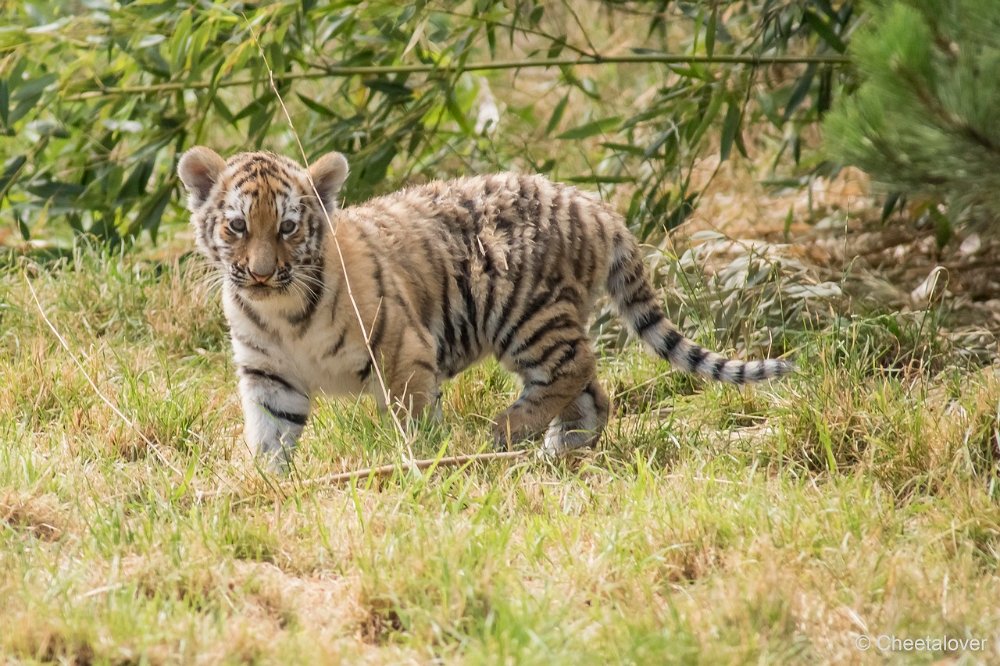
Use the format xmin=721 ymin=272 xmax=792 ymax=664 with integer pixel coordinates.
xmin=824 ymin=0 xmax=1000 ymax=237
xmin=0 ymin=0 xmax=858 ymax=247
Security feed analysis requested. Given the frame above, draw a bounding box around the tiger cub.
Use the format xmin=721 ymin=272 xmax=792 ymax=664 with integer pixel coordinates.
xmin=178 ymin=147 xmax=792 ymax=470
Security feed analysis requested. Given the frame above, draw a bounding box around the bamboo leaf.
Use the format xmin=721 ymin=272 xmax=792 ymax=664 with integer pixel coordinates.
xmin=0 ymin=155 xmax=27 ymax=201
xmin=557 ymin=116 xmax=620 ymax=140
xmin=689 ymin=88 xmax=725 ymax=146
xmin=720 ymin=99 xmax=741 ymax=161
xmin=547 ymin=38 xmax=566 ymax=59
xmin=706 ymin=8 xmax=717 ymax=58
xmin=131 ymin=181 xmax=173 ymax=241
xmin=486 ymin=22 xmax=496 ymax=57
xmin=211 ymin=96 xmax=237 ymax=126
xmin=297 ymin=93 xmax=338 ymax=117
xmin=600 ymin=142 xmax=646 ymax=157
xmin=566 ymin=175 xmax=632 ymax=184
xmin=402 ymin=18 xmax=426 ymax=57
xmin=247 ymin=104 xmax=273 ymax=143
xmin=0 ymin=80 xmax=8 ymax=128
xmin=802 ymin=10 xmax=846 ymax=53
xmin=26 ymin=180 xmax=86 ymax=205
xmin=783 ymin=63 xmax=817 ymax=121
xmin=881 ymin=192 xmax=903 ymax=223
xmin=11 ymin=74 xmax=56 ymax=101
xmin=817 ymin=65 xmax=833 ymax=116
xmin=363 ymin=78 xmax=413 ymax=100
xmin=16 ymin=211 xmax=29 ymax=240
xmin=444 ymin=90 xmax=473 ymax=135
xmin=544 ymin=94 xmax=569 ymax=136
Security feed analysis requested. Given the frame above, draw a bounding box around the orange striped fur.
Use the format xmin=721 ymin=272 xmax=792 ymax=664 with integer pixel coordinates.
xmin=178 ymin=148 xmax=792 ymax=470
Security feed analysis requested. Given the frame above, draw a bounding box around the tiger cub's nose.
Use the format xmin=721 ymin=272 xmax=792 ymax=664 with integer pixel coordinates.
xmin=247 ymin=268 xmax=273 ymax=284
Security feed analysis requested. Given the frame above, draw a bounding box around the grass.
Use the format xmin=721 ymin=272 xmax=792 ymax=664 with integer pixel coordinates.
xmin=0 ymin=245 xmax=998 ymax=665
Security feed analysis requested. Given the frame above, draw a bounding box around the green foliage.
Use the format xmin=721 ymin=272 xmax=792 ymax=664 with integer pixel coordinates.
xmin=0 ymin=1 xmax=853 ymax=246
xmin=823 ymin=0 xmax=1000 ymax=228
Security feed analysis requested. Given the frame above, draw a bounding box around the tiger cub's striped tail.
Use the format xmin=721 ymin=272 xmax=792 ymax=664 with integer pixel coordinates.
xmin=606 ymin=233 xmax=792 ymax=384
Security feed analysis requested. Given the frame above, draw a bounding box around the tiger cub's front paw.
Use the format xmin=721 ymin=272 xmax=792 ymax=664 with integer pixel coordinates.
xmin=254 ymin=440 xmax=293 ymax=474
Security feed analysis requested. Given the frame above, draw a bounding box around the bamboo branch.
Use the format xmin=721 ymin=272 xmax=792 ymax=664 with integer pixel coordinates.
xmin=430 ymin=8 xmax=597 ymax=58
xmin=64 ymin=53 xmax=850 ymax=101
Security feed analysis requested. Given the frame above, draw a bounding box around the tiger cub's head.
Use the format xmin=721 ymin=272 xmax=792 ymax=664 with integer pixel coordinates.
xmin=177 ymin=147 xmax=348 ymax=298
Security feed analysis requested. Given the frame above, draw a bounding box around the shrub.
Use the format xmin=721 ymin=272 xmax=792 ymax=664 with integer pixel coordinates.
xmin=823 ymin=0 xmax=1000 ymax=230
xmin=0 ymin=2 xmax=852 ymax=246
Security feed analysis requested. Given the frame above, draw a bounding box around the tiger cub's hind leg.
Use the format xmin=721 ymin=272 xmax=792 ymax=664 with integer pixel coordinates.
xmin=542 ymin=379 xmax=610 ymax=456
xmin=493 ymin=337 xmax=596 ymax=451
xmin=384 ymin=326 xmax=440 ymax=426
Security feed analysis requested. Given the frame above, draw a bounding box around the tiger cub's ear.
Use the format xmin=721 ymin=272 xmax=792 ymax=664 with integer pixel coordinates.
xmin=178 ymin=146 xmax=226 ymax=211
xmin=308 ymin=152 xmax=349 ymax=213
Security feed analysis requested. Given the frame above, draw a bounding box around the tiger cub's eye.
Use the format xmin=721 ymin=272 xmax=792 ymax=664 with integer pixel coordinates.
xmin=279 ymin=219 xmax=297 ymax=236
xmin=229 ymin=217 xmax=247 ymax=233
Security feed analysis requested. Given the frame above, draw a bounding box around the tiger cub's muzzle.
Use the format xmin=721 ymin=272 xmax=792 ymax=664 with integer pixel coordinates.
xmin=229 ymin=262 xmax=293 ymax=294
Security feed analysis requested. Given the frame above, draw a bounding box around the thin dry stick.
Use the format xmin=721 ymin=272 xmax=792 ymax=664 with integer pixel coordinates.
xmin=194 ymin=449 xmax=532 ymax=500
xmin=303 ymin=450 xmax=531 ymax=487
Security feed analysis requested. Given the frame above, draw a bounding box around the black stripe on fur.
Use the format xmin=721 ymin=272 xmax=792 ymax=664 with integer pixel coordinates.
xmin=260 ymin=403 xmax=307 ymax=426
